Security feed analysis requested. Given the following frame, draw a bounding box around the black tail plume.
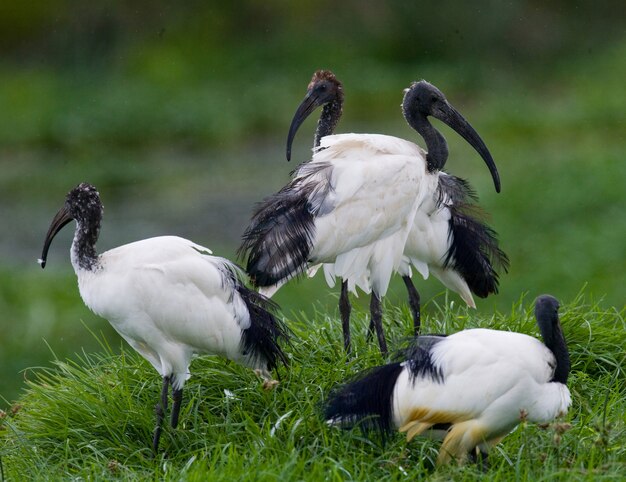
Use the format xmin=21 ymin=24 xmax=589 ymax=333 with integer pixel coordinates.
xmin=237 ymin=284 xmax=290 ymax=371
xmin=437 ymin=174 xmax=509 ymax=298
xmin=445 ymin=204 xmax=509 ymax=298
xmin=325 ymin=362 xmax=404 ymax=438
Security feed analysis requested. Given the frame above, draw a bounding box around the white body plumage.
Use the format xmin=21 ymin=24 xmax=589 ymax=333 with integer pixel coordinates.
xmin=305 ymin=133 xmax=430 ymax=296
xmin=74 ymin=236 xmax=262 ymax=390
xmin=257 ymin=132 xmax=430 ymax=298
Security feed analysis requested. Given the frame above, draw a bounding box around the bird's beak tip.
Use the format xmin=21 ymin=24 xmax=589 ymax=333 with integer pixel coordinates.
xmin=37 ymin=258 xmax=46 ymax=269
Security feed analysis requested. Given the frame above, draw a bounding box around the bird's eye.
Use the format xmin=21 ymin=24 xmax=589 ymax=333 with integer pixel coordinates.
xmin=318 ymin=83 xmax=327 ymax=91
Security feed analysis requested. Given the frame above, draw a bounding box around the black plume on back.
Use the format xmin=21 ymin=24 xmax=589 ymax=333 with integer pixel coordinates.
xmin=439 ymin=175 xmax=509 ymax=298
xmin=216 ymin=260 xmax=290 ymax=371
xmin=402 ymin=335 xmax=446 ymax=383
xmin=239 ymin=183 xmax=315 ymax=287
xmin=325 ymin=362 xmax=404 ymax=438
xmin=445 ymin=205 xmax=509 ymax=297
xmin=236 ymin=283 xmax=290 ymax=371
xmin=239 ymin=163 xmax=331 ymax=287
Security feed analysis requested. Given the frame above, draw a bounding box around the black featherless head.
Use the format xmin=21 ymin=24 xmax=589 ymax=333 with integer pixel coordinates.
xmin=287 ymin=70 xmax=344 ymax=161
xmin=39 ymin=183 xmax=103 ymax=269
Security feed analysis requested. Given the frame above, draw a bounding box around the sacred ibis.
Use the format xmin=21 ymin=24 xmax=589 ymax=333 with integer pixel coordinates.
xmin=325 ymin=295 xmax=572 ymax=466
xmin=240 ymin=79 xmax=501 ymax=355
xmin=39 ymin=183 xmax=289 ymax=453
xmin=286 ymin=73 xmax=508 ymax=337
xmin=286 ymin=70 xmax=359 ymax=352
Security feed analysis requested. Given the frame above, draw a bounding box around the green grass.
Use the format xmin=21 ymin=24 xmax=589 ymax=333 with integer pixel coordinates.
xmin=1 ymin=295 xmax=624 ymax=480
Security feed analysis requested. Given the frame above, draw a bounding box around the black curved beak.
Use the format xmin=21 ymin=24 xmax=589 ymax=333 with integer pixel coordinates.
xmin=39 ymin=205 xmax=73 ymax=269
xmin=286 ymin=90 xmax=322 ymax=162
xmin=435 ymin=103 xmax=501 ymax=193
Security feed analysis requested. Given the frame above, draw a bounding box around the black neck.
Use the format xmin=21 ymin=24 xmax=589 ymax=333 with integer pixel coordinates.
xmin=406 ymin=110 xmax=448 ymax=172
xmin=72 ymin=218 xmax=101 ymax=271
xmin=540 ymin=322 xmax=571 ymax=384
xmin=314 ymin=99 xmax=342 ymax=148
xmin=403 ymin=101 xmax=448 ymax=172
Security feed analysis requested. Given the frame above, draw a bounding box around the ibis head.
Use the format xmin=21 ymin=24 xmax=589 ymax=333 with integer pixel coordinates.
xmin=535 ymin=294 xmax=560 ymax=326
xmin=535 ymin=294 xmax=570 ymax=384
xmin=403 ymin=81 xmax=501 ymax=193
xmin=286 ymin=70 xmax=343 ymax=161
xmin=39 ymin=183 xmax=102 ymax=269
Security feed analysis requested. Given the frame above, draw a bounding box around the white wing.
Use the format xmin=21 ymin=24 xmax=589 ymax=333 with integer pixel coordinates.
xmin=299 ymin=133 xmax=429 ymax=295
xmin=79 ymin=236 xmax=250 ymax=383
xmin=393 ymin=329 xmax=568 ymax=433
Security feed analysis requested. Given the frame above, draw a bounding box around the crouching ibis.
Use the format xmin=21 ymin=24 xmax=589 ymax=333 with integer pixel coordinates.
xmin=325 ymin=295 xmax=571 ymax=466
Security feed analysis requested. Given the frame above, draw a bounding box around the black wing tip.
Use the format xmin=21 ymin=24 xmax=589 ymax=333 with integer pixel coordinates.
xmin=238 ymin=183 xmax=317 ymax=288
xmin=438 ymin=174 xmax=509 ymax=296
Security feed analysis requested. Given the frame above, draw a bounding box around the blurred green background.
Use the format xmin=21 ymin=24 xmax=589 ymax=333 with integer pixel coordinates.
xmin=1 ymin=1 xmax=624 ymax=407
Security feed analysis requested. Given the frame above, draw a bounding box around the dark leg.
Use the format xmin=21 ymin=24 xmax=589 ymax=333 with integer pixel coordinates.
xmin=370 ymin=293 xmax=388 ymax=356
xmin=402 ymin=276 xmax=421 ymax=336
xmin=171 ymin=387 xmax=183 ymax=428
xmin=152 ymin=376 xmax=170 ymax=454
xmin=339 ymin=280 xmax=352 ymax=355
xmin=468 ymin=449 xmax=489 ymax=471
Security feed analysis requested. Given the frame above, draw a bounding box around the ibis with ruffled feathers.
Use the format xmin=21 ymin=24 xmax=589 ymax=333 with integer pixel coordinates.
xmin=39 ymin=183 xmax=289 ymax=453
xmin=325 ymin=295 xmax=572 ymax=466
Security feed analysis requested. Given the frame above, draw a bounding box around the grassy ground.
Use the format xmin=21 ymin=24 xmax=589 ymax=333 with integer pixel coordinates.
xmin=1 ymin=295 xmax=624 ymax=480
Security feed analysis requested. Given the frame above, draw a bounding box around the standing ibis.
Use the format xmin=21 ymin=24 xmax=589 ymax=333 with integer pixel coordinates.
xmin=397 ymin=81 xmax=508 ymax=333
xmin=285 ymin=73 xmax=508 ymax=338
xmin=325 ymin=295 xmax=572 ymax=466
xmin=239 ymin=79 xmax=501 ymax=356
xmin=39 ymin=183 xmax=289 ymax=453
